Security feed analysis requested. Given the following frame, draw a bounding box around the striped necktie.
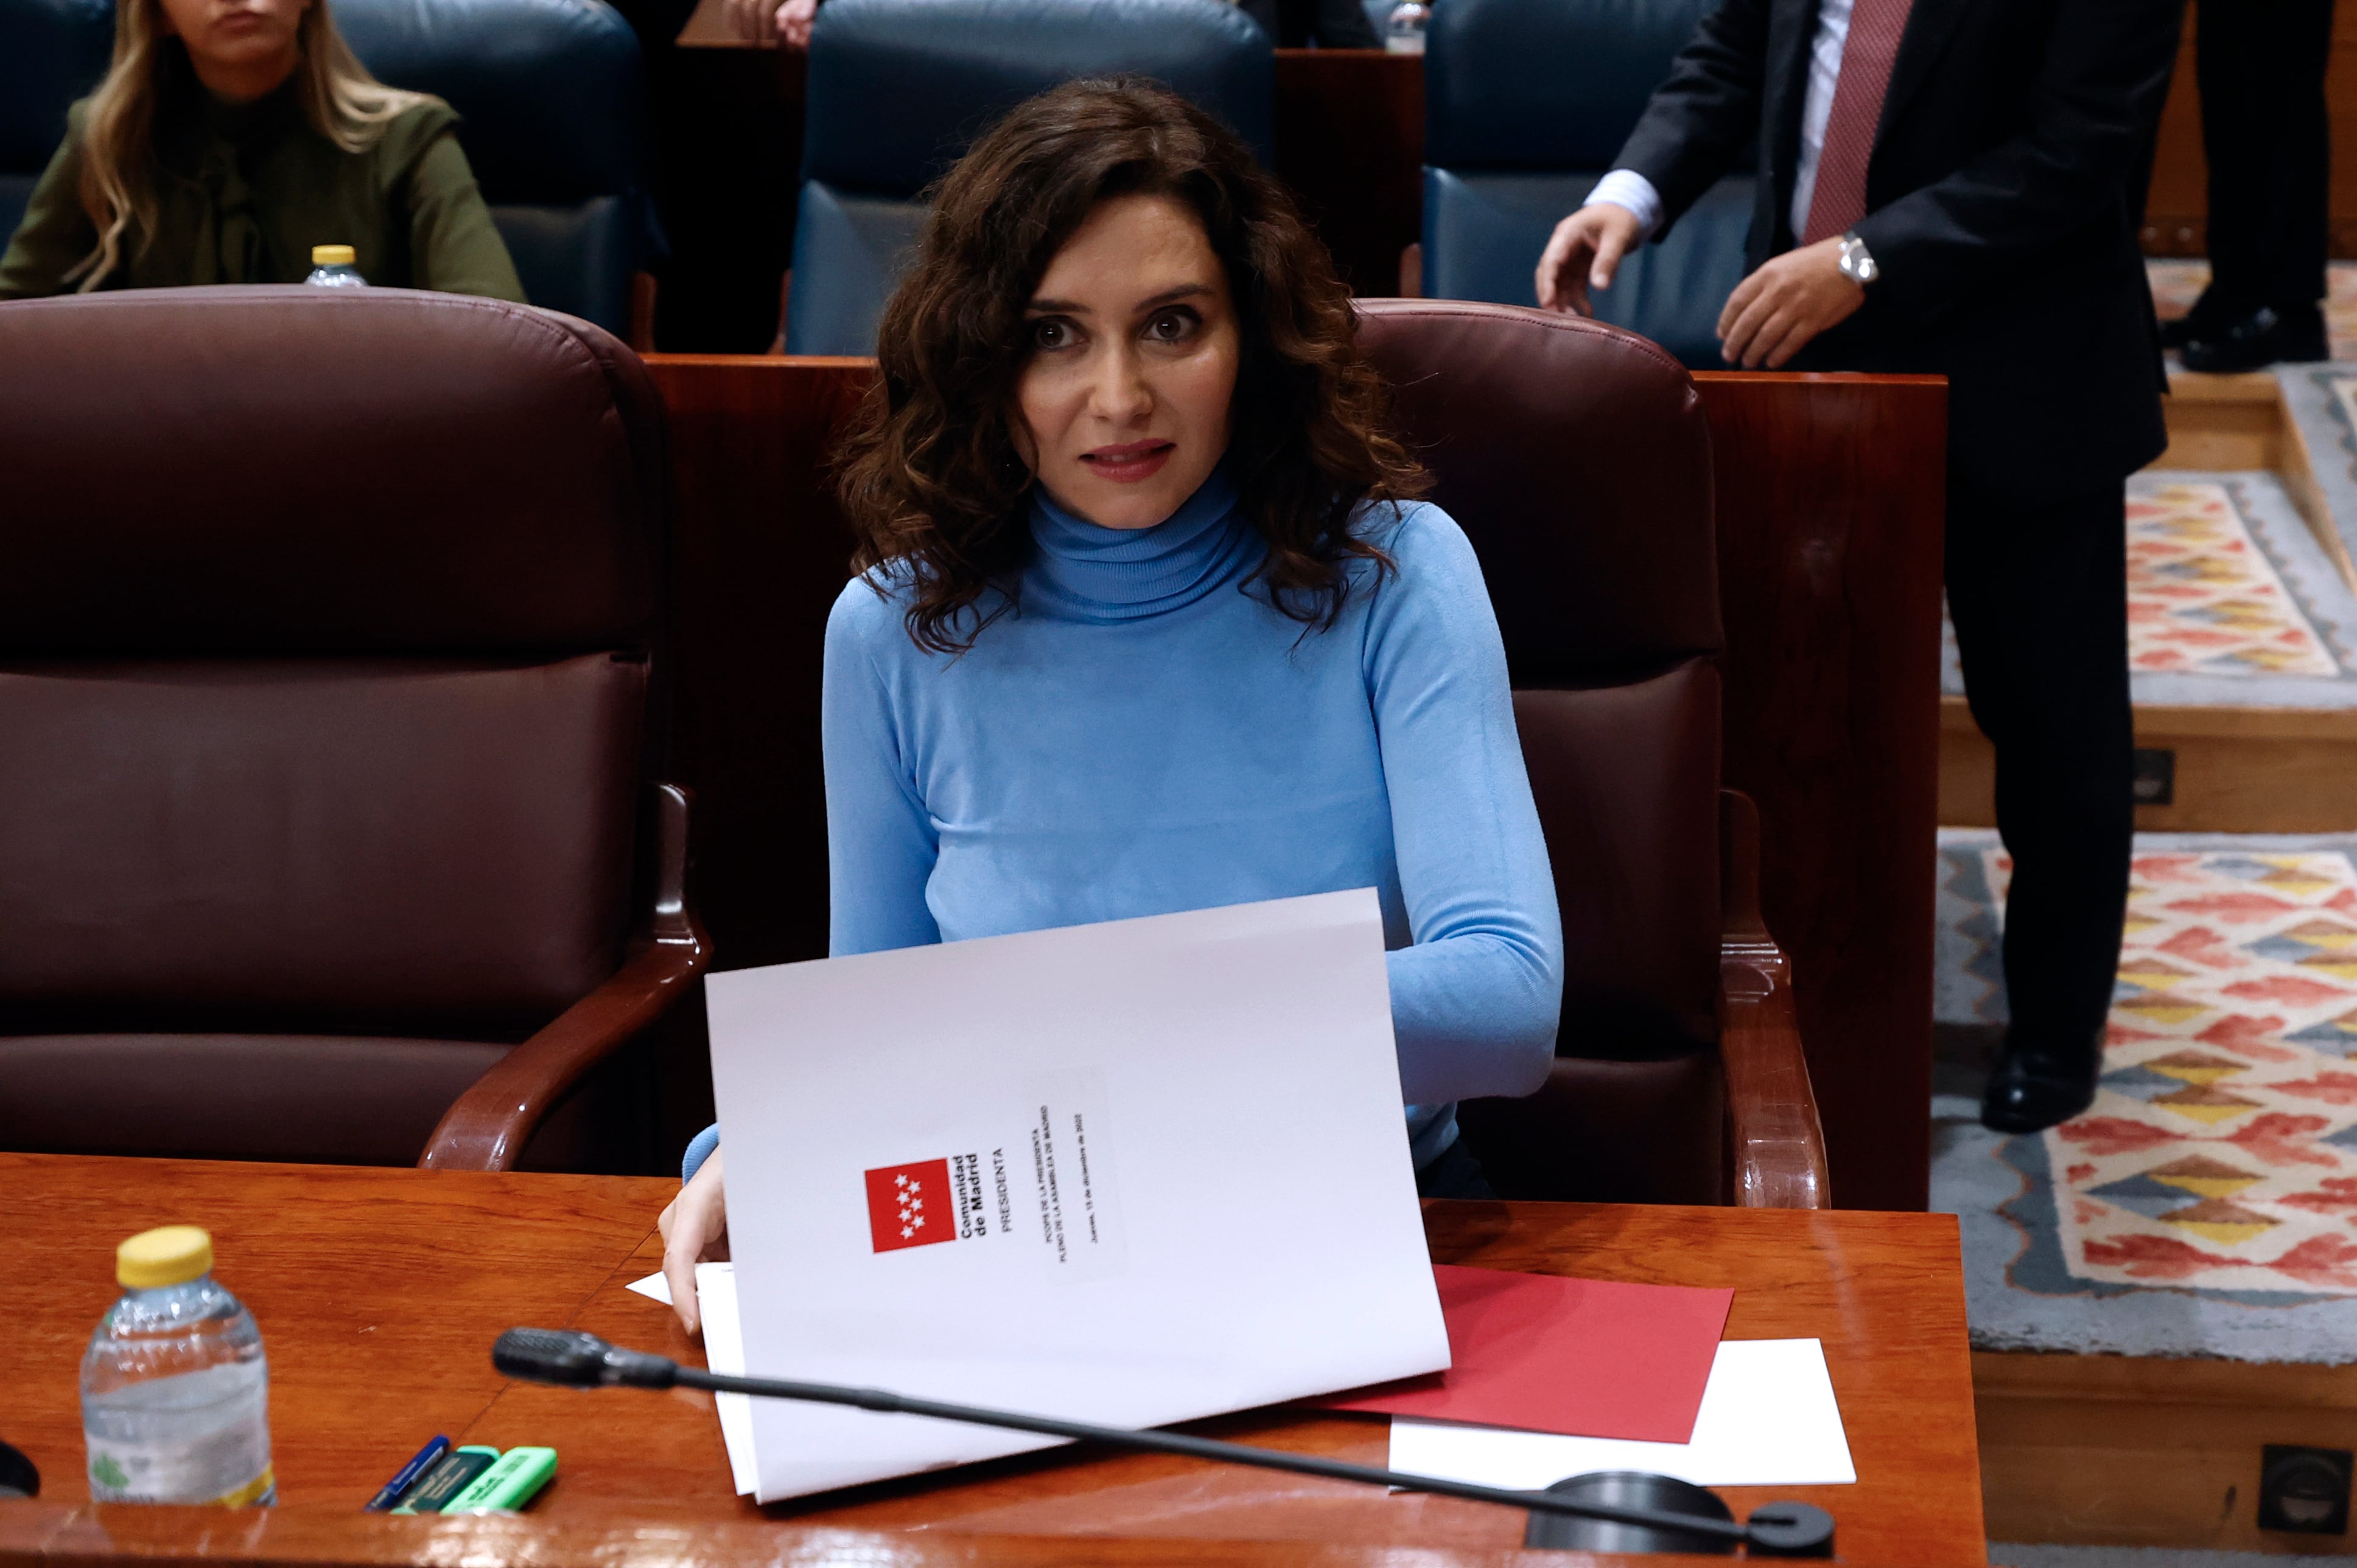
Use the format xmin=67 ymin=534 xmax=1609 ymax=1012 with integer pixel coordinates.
xmin=1799 ymin=0 xmax=1916 ymax=245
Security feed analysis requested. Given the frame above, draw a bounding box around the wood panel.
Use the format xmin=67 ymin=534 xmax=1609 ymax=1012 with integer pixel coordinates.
xmin=1975 ymin=1349 xmax=2357 ymax=1552
xmin=1693 ymin=373 xmax=1949 ymax=1213
xmin=2142 ymin=0 xmax=2357 ymax=257
xmin=0 ymin=1155 xmax=1980 ymax=1564
xmin=2155 ymin=371 xmax=2286 ymax=471
xmin=1941 ymin=694 xmax=2357 ymax=833
xmin=1273 ymin=50 xmax=1425 ymax=299
xmin=646 ymin=355 xmax=872 ymax=1155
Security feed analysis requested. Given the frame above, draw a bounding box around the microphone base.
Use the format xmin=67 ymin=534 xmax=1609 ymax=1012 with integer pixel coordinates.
xmin=1523 ymin=1473 xmax=1739 ymax=1555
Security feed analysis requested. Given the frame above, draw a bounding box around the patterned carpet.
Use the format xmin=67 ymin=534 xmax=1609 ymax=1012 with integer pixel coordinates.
xmin=1934 ymin=833 xmax=2357 ymax=1358
xmin=1973 ymin=844 xmax=2357 ymax=1295
xmin=2127 ymin=478 xmax=2341 ymax=676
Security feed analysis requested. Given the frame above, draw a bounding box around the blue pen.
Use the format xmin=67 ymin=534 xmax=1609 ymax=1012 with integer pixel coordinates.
xmin=366 ymin=1435 xmax=452 ymax=1511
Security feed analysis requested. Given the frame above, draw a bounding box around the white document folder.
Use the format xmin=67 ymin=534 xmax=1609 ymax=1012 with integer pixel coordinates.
xmin=704 ymin=887 xmax=1451 ymax=1502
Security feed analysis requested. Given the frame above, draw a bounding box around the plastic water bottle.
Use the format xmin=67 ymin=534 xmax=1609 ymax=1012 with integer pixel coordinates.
xmin=304 ymin=244 xmax=366 ymax=288
xmin=82 ymin=1227 xmax=275 ymax=1507
xmin=1384 ymin=0 xmax=1429 ymax=53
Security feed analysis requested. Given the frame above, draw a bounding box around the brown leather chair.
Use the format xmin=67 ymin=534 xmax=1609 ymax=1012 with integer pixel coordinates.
xmin=1356 ymin=298 xmax=1828 ymax=1209
xmin=0 ymin=286 xmax=706 ymax=1173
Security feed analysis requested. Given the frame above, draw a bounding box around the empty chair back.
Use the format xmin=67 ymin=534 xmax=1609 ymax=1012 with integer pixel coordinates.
xmin=0 ymin=286 xmax=668 ymax=1165
xmin=787 ymin=0 xmax=1273 ymax=355
xmin=1421 ymin=0 xmax=1749 ymax=368
xmin=0 ymin=0 xmax=113 ymax=243
xmin=1356 ymin=298 xmax=1726 ymax=1200
xmin=338 ymin=0 xmax=652 ymax=334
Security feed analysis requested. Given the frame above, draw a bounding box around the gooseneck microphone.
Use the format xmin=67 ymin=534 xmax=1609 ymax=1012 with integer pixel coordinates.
xmin=492 ymin=1328 xmax=1833 ymax=1556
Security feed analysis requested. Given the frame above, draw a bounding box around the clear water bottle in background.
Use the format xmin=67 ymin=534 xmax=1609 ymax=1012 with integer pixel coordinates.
xmin=1384 ymin=0 xmax=1429 ymax=53
xmin=82 ymin=1227 xmax=275 ymax=1507
xmin=304 ymin=244 xmax=365 ymax=288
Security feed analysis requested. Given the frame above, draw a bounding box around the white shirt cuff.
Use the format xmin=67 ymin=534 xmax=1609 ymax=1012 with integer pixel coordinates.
xmin=1583 ymin=169 xmax=1663 ymax=242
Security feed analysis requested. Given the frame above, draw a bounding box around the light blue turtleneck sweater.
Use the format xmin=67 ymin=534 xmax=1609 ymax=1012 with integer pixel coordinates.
xmin=684 ymin=471 xmax=1561 ymax=1181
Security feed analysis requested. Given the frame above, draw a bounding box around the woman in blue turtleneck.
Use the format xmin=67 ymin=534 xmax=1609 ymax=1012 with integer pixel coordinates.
xmin=657 ymin=81 xmax=1562 ymax=1331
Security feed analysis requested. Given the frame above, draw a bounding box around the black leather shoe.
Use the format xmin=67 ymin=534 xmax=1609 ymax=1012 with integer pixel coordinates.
xmin=2158 ymin=315 xmax=2199 ymax=351
xmin=1980 ymin=1026 xmax=2105 ymax=1134
xmin=2180 ymin=304 xmax=2330 ymax=373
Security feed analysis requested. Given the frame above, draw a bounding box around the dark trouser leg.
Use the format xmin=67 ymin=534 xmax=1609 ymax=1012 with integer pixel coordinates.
xmin=2198 ymin=0 xmax=2334 ymax=316
xmin=1946 ymin=475 xmax=2134 ymax=1132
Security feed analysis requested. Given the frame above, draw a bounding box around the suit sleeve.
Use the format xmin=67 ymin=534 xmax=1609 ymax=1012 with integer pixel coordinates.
xmin=1611 ymin=0 xmax=1774 ymax=237
xmin=402 ymin=130 xmax=528 ymax=303
xmin=1851 ymin=0 xmax=2183 ymax=328
xmin=1365 ymin=508 xmax=1564 ymax=1106
xmin=0 ymin=117 xmax=101 ymax=298
xmin=823 ymin=581 xmax=945 ymax=957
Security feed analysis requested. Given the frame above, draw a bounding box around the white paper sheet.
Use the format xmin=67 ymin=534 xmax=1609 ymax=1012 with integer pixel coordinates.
xmin=626 ymin=1266 xmax=757 ymax=1495
xmin=1387 ymin=1338 xmax=1855 ymax=1489
xmin=702 ymin=889 xmax=1449 ymax=1502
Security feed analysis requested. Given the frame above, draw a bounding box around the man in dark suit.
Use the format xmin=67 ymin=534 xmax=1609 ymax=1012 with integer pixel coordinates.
xmin=1536 ymin=0 xmax=2185 ymax=1134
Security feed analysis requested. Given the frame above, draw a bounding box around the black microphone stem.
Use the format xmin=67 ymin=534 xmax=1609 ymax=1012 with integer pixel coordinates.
xmin=675 ymin=1364 xmax=1747 ymax=1541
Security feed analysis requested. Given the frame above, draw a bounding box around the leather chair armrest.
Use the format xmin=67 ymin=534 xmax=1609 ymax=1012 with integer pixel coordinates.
xmin=419 ymin=782 xmax=712 ymax=1172
xmin=1718 ymin=789 xmax=1831 ymax=1209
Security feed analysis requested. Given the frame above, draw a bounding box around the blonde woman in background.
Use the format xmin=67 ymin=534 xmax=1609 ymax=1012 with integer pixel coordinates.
xmin=0 ymin=0 xmax=525 ymax=298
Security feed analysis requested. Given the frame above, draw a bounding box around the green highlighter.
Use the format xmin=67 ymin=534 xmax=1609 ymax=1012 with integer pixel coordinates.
xmin=440 ymin=1446 xmax=557 ymax=1514
xmin=389 ymin=1446 xmax=499 ymax=1514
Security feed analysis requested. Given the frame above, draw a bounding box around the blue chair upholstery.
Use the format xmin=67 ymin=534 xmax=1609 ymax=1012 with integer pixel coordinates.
xmin=339 ymin=0 xmax=652 ymax=334
xmin=1420 ymin=0 xmax=1751 ymax=369
xmin=0 ymin=0 xmax=113 ymax=245
xmin=787 ymin=0 xmax=1274 ymax=357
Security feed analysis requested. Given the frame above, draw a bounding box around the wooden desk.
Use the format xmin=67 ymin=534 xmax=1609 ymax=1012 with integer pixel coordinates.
xmin=0 ymin=1155 xmax=1981 ymax=1563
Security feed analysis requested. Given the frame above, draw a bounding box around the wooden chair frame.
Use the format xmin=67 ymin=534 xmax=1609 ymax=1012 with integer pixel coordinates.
xmin=1718 ymin=788 xmax=1830 ymax=1208
xmin=419 ymin=782 xmax=710 ymax=1172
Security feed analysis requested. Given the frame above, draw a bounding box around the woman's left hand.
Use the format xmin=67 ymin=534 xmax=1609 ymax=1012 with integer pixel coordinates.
xmin=657 ymin=1150 xmax=729 ymax=1336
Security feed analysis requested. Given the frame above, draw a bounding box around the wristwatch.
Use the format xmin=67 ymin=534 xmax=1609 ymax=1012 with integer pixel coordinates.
xmin=1837 ymin=232 xmax=1879 ymax=286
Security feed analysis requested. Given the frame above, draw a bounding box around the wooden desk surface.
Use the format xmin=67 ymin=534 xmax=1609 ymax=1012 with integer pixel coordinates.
xmin=0 ymin=1155 xmax=1980 ymax=1564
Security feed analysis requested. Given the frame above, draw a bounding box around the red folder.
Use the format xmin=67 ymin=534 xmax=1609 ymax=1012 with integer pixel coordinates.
xmin=1317 ymin=1265 xmax=1732 ymax=1443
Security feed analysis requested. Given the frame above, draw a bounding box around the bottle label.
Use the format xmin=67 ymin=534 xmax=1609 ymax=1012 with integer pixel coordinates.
xmin=88 ymin=1435 xmax=273 ymax=1507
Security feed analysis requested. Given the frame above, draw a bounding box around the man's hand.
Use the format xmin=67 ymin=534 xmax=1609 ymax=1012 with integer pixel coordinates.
xmin=658 ymin=1150 xmax=728 ymax=1336
xmin=1535 ymin=203 xmax=1646 ymax=317
xmin=777 ymin=0 xmax=817 ymax=47
xmin=1715 ymin=236 xmax=1864 ymax=368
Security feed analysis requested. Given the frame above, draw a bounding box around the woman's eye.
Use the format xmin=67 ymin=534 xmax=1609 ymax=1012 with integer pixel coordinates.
xmin=1031 ymin=319 xmax=1072 ymax=350
xmin=1146 ymin=310 xmax=1197 ymax=343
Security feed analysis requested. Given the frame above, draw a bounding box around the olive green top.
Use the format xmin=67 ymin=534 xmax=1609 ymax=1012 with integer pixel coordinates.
xmin=0 ymin=51 xmax=527 ymax=301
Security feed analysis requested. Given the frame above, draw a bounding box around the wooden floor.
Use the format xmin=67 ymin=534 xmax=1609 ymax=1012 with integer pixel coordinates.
xmin=1940 ymin=695 xmax=2357 ymax=833
xmin=1938 ymin=371 xmax=2357 ymax=835
xmin=1975 ymin=1351 xmax=2357 ymax=1552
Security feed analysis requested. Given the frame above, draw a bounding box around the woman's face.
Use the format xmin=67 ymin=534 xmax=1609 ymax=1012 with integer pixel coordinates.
xmin=157 ymin=0 xmax=309 ymax=100
xmin=1014 ymin=192 xmax=1241 ymax=531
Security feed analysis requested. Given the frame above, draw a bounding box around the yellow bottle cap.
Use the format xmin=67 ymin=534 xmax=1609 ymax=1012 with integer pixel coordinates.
xmin=312 ymin=244 xmax=355 ymax=267
xmin=117 ymin=1227 xmax=214 ymax=1289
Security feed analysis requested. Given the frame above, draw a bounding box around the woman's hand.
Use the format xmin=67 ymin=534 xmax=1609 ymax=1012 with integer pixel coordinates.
xmin=777 ymin=0 xmax=818 ymax=47
xmin=657 ymin=1150 xmax=728 ymax=1335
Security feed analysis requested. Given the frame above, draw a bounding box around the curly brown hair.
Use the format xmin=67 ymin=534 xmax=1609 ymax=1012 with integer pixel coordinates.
xmin=834 ymin=77 xmax=1429 ymax=655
